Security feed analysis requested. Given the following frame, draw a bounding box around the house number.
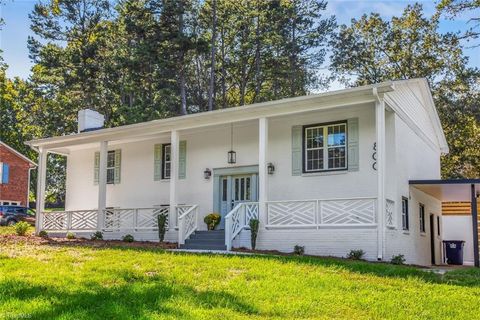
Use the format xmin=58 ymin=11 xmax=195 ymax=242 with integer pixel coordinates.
xmin=372 ymin=143 xmax=377 ymax=171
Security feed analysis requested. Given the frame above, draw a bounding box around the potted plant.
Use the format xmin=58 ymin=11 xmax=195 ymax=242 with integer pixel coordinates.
xmin=204 ymin=213 xmax=221 ymax=230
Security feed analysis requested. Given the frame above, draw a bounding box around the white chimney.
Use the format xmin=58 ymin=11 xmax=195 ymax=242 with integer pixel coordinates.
xmin=78 ymin=109 xmax=105 ymax=133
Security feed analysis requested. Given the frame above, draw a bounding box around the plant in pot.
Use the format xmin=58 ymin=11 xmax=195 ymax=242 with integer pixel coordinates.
xmin=204 ymin=213 xmax=221 ymax=230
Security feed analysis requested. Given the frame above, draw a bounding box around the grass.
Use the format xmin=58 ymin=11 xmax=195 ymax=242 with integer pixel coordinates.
xmin=0 ymin=228 xmax=479 ymax=319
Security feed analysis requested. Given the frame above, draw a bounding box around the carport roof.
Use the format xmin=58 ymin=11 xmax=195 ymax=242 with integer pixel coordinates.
xmin=409 ymin=179 xmax=480 ymax=202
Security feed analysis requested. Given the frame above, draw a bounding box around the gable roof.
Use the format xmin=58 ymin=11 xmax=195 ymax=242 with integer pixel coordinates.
xmin=25 ymin=78 xmax=448 ymax=154
xmin=0 ymin=141 xmax=37 ymax=167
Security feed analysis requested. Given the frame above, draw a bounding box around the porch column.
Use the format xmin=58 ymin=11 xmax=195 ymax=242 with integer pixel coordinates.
xmin=169 ymin=130 xmax=179 ymax=229
xmin=258 ymin=117 xmax=268 ymax=228
xmin=97 ymin=141 xmax=108 ymax=230
xmin=375 ymin=94 xmax=386 ymax=260
xmin=35 ymin=147 xmax=48 ymax=235
xmin=471 ymin=184 xmax=479 ymax=267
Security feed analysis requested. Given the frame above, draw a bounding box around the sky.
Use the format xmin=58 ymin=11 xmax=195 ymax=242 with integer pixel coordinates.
xmin=0 ymin=0 xmax=479 ymax=81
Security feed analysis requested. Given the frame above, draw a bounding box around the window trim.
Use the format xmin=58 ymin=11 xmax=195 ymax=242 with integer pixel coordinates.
xmin=401 ymin=197 xmax=409 ymax=231
xmin=106 ymin=150 xmax=116 ymax=185
xmin=302 ymin=121 xmax=348 ymax=173
xmin=419 ymin=203 xmax=426 ymax=233
xmin=162 ymin=143 xmax=171 ymax=180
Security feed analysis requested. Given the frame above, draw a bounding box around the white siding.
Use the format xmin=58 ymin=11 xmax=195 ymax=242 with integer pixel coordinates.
xmin=443 ymin=216 xmax=474 ymax=265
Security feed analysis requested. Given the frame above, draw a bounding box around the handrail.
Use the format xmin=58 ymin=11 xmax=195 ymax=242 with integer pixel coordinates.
xmin=177 ymin=205 xmax=198 ymax=245
xmin=225 ymin=202 xmax=259 ymax=251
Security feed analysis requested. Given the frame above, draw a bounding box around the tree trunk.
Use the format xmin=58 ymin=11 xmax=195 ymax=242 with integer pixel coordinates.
xmin=208 ymin=0 xmax=217 ymax=111
xmin=220 ymin=25 xmax=227 ymax=108
xmin=178 ymin=0 xmax=187 ymax=115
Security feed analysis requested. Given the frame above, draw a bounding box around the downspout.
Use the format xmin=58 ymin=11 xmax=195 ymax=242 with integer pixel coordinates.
xmin=373 ymin=87 xmax=386 ymax=261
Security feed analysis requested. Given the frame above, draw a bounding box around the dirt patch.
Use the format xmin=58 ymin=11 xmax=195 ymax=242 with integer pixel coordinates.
xmin=0 ymin=234 xmax=177 ymax=250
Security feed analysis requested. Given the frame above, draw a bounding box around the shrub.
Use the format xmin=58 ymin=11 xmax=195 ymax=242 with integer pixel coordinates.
xmin=91 ymin=231 xmax=103 ymax=240
xmin=391 ymin=254 xmax=406 ymax=265
xmin=123 ymin=234 xmax=134 ymax=242
xmin=39 ymin=230 xmax=49 ymax=238
xmin=294 ymin=245 xmax=305 ymax=255
xmin=15 ymin=222 xmax=30 ymax=236
xmin=157 ymin=212 xmax=168 ymax=242
xmin=347 ymin=249 xmax=365 ymax=260
xmin=249 ymin=219 xmax=259 ymax=250
xmin=204 ymin=213 xmax=221 ymax=231
xmin=66 ymin=232 xmax=76 ymax=239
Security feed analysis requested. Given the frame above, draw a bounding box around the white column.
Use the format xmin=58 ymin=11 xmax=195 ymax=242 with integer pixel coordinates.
xmin=35 ymin=148 xmax=47 ymax=234
xmin=97 ymin=141 xmax=108 ymax=230
xmin=258 ymin=117 xmax=268 ymax=228
xmin=169 ymin=130 xmax=179 ymax=229
xmin=375 ymin=97 xmax=386 ymax=260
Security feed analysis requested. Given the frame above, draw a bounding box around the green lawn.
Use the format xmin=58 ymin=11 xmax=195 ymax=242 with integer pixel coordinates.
xmin=0 ymin=228 xmax=479 ymax=319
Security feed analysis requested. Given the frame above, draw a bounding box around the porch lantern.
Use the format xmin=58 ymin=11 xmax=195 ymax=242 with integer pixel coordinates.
xmin=267 ymin=162 xmax=275 ymax=175
xmin=204 ymin=168 xmax=212 ymax=180
xmin=227 ymin=123 xmax=236 ymax=164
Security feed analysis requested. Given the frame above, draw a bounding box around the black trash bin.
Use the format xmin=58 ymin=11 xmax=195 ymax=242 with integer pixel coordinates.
xmin=443 ymin=240 xmax=465 ymax=265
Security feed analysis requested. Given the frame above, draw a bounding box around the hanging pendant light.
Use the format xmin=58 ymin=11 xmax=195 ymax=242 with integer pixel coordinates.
xmin=228 ymin=123 xmax=236 ymax=164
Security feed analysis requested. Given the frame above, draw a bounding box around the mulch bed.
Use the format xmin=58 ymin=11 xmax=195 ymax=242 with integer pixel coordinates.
xmin=0 ymin=234 xmax=177 ymax=249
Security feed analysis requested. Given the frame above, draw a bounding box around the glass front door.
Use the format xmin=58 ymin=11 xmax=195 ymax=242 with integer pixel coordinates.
xmin=219 ymin=174 xmax=258 ymax=229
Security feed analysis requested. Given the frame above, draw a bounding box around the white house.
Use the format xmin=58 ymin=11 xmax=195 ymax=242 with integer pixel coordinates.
xmin=27 ymin=78 xmax=451 ymax=266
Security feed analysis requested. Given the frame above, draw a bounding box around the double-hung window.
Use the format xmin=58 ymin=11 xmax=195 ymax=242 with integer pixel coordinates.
xmin=162 ymin=144 xmax=171 ymax=179
xmin=304 ymin=122 xmax=347 ymax=172
xmin=402 ymin=197 xmax=409 ymax=231
xmin=419 ymin=204 xmax=426 ymax=233
xmin=106 ymin=151 xmax=116 ymax=184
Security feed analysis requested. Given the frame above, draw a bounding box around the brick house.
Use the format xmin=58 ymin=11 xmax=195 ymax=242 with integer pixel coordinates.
xmin=0 ymin=141 xmax=37 ymax=206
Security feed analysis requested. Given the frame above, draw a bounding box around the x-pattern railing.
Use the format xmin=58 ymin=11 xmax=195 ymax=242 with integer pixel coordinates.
xmin=225 ymin=202 xmax=259 ymax=251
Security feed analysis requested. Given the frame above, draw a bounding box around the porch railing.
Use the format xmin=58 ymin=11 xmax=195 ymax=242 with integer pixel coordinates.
xmin=177 ymin=205 xmax=199 ymax=245
xmin=225 ymin=202 xmax=259 ymax=251
xmin=103 ymin=206 xmax=170 ymax=231
xmin=41 ymin=206 xmax=170 ymax=232
xmin=266 ymin=197 xmax=376 ymax=228
xmin=42 ymin=210 xmax=98 ymax=231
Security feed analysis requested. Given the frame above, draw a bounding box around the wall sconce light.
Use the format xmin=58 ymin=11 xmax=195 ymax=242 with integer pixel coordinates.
xmin=267 ymin=162 xmax=275 ymax=175
xmin=204 ymin=168 xmax=212 ymax=180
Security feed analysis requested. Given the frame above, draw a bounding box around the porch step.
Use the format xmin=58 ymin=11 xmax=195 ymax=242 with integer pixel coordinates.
xmin=180 ymin=230 xmax=226 ymax=251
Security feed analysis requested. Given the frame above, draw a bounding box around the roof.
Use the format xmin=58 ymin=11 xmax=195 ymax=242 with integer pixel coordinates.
xmin=25 ymin=78 xmax=448 ymax=153
xmin=0 ymin=141 xmax=37 ymax=167
xmin=410 ymin=179 xmax=480 ymax=202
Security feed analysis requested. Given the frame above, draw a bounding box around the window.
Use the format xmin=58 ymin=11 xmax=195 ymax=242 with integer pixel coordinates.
xmin=402 ymin=197 xmax=409 ymax=231
xmin=106 ymin=151 xmax=116 ymax=184
xmin=304 ymin=122 xmax=347 ymax=172
xmin=437 ymin=216 xmax=441 ymax=236
xmin=419 ymin=204 xmax=426 ymax=233
xmin=162 ymin=144 xmax=171 ymax=179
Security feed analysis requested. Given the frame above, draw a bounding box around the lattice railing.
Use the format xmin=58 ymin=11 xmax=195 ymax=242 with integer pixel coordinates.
xmin=266 ymin=197 xmax=376 ymax=228
xmin=103 ymin=206 xmax=170 ymax=231
xmin=42 ymin=210 xmax=97 ymax=231
xmin=225 ymin=202 xmax=259 ymax=250
xmin=177 ymin=205 xmax=198 ymax=245
xmin=385 ymin=199 xmax=395 ymax=228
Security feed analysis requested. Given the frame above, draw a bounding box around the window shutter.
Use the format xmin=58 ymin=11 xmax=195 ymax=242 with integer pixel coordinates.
xmin=291 ymin=126 xmax=302 ymax=176
xmin=347 ymin=118 xmax=359 ymax=172
xmin=178 ymin=140 xmax=187 ymax=179
xmin=154 ymin=144 xmax=162 ymax=181
xmin=2 ymin=163 xmax=9 ymax=184
xmin=114 ymin=149 xmax=121 ymax=184
xmin=94 ymin=152 xmax=100 ymax=185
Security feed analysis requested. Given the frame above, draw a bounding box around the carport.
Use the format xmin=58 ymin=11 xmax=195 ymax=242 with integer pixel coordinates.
xmin=409 ymin=179 xmax=480 ymax=267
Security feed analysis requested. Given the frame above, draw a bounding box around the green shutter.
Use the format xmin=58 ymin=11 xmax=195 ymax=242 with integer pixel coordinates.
xmin=291 ymin=126 xmax=302 ymax=176
xmin=178 ymin=140 xmax=187 ymax=179
xmin=154 ymin=144 xmax=162 ymax=181
xmin=114 ymin=149 xmax=121 ymax=184
xmin=347 ymin=118 xmax=359 ymax=171
xmin=94 ymin=152 xmax=100 ymax=185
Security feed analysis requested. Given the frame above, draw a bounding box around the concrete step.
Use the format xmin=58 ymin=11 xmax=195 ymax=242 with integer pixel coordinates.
xmin=184 ymin=238 xmax=225 ymax=245
xmin=180 ymin=243 xmax=227 ymax=250
xmin=189 ymin=234 xmax=225 ymax=240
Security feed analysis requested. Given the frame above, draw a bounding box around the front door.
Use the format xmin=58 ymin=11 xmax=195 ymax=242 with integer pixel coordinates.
xmin=219 ymin=174 xmax=258 ymax=229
